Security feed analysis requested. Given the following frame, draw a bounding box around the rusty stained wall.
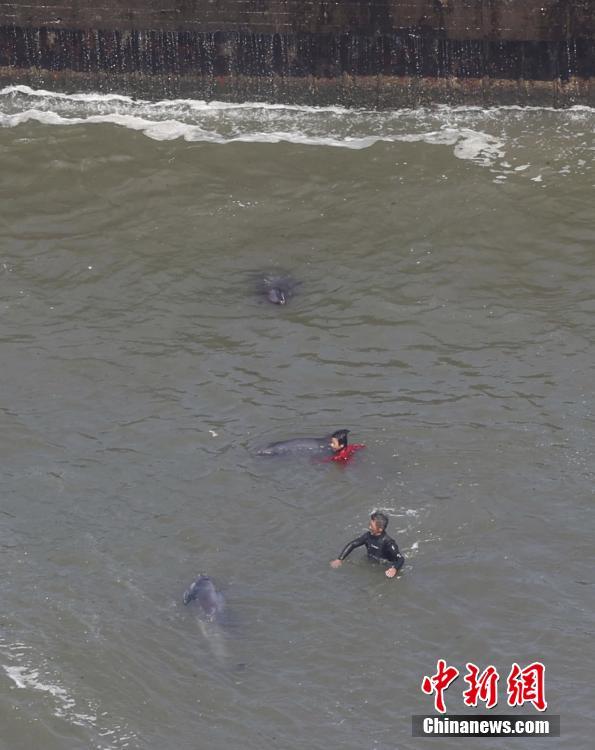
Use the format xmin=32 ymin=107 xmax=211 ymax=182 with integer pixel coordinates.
xmin=0 ymin=1 xmax=593 ymax=106
xmin=0 ymin=0 xmax=593 ymax=39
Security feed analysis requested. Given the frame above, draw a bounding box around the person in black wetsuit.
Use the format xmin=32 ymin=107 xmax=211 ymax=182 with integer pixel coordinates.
xmin=330 ymin=511 xmax=404 ymax=579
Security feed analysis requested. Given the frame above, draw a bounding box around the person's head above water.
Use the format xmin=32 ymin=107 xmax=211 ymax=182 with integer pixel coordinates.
xmin=329 ymin=429 xmax=350 ymax=452
xmin=369 ymin=511 xmax=389 ymax=535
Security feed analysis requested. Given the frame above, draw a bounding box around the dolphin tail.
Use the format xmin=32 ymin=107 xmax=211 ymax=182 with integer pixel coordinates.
xmin=198 ymin=619 xmax=229 ymax=661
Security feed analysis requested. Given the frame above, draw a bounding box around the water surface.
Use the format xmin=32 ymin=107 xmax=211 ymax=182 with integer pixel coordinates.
xmin=0 ymin=87 xmax=593 ymax=749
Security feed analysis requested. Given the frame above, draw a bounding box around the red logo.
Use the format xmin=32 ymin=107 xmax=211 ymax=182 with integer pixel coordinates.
xmin=463 ymin=663 xmax=500 ymax=709
xmin=421 ymin=661 xmax=547 ymax=713
xmin=421 ymin=660 xmax=460 ymax=714
xmin=507 ymin=662 xmax=547 ymax=711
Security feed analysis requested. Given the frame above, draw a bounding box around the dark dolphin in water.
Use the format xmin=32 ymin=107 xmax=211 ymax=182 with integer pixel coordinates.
xmin=260 ymin=273 xmax=299 ymax=305
xmin=183 ymin=575 xmax=229 ymax=660
xmin=256 ymin=430 xmax=350 ymax=457
xmin=183 ymin=575 xmax=225 ymax=623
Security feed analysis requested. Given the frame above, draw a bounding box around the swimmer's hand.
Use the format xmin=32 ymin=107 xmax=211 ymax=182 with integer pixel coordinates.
xmin=330 ymin=559 xmax=343 ymax=569
xmin=385 ymin=566 xmax=397 ymax=578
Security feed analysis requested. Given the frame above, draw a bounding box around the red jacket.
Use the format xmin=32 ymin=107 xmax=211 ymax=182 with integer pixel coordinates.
xmin=324 ymin=444 xmax=366 ymax=464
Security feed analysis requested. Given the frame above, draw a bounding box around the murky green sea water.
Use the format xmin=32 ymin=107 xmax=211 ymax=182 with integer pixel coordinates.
xmin=0 ymin=88 xmax=593 ymax=749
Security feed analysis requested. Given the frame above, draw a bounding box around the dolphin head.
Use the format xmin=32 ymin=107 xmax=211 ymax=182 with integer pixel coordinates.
xmin=183 ymin=574 xmax=212 ymax=605
xmin=183 ymin=575 xmax=224 ymax=621
xmin=267 ymin=287 xmax=286 ymax=305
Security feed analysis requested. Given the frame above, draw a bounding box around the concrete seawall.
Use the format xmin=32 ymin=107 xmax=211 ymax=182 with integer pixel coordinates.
xmin=0 ymin=1 xmax=593 ymax=107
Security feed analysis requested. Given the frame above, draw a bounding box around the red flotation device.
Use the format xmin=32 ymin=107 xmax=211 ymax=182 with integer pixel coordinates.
xmin=324 ymin=444 xmax=366 ymax=464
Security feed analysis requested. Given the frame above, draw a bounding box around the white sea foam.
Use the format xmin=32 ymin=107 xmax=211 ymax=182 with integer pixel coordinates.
xmin=398 ymin=127 xmax=505 ymax=165
xmin=0 ymin=103 xmax=503 ymax=161
xmin=1 ymin=635 xmax=139 ymax=749
xmin=4 ymin=664 xmax=97 ymax=725
xmin=1 ymin=85 xmax=353 ymax=114
xmin=0 ymin=85 xmax=593 ymax=178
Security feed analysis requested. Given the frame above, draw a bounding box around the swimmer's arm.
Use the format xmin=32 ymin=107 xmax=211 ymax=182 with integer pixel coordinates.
xmin=330 ymin=533 xmax=368 ymax=568
xmin=384 ymin=540 xmax=403 ymax=578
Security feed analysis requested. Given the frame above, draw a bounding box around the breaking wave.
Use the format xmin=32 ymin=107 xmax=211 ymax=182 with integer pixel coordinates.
xmin=1 ymin=635 xmax=139 ymax=749
xmin=0 ymin=85 xmax=592 ymax=178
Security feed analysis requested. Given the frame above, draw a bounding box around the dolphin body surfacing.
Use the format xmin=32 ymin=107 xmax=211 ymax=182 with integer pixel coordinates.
xmin=183 ymin=575 xmax=229 ymax=661
xmin=183 ymin=575 xmax=225 ymax=623
xmin=256 ymin=435 xmax=334 ymax=457
xmin=260 ymin=273 xmax=299 ymax=305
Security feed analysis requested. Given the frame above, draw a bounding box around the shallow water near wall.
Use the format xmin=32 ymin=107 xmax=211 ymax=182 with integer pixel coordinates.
xmin=0 ymin=87 xmax=593 ymax=749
